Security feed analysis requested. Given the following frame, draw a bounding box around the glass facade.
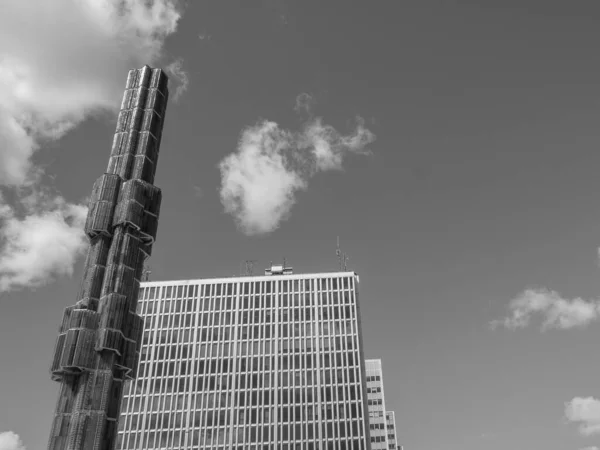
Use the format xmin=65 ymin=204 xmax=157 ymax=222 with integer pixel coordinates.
xmin=117 ymin=272 xmax=372 ymax=449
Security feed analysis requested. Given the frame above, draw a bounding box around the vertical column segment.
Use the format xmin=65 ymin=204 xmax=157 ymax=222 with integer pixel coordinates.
xmin=48 ymin=66 xmax=169 ymax=450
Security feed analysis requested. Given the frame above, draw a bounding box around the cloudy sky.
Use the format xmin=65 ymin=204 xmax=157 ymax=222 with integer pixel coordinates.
xmin=2 ymin=1 xmax=600 ymax=449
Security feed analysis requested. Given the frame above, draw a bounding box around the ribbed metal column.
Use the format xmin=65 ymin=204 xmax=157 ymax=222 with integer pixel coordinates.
xmin=47 ymin=66 xmax=169 ymax=450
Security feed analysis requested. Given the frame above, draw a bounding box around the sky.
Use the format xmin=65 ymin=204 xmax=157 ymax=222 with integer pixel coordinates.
xmin=2 ymin=1 xmax=600 ymax=449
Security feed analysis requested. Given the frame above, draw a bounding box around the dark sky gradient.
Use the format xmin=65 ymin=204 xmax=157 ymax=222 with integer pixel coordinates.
xmin=3 ymin=1 xmax=600 ymax=449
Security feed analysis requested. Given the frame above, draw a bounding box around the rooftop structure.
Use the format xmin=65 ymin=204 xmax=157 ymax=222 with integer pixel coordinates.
xmin=264 ymin=264 xmax=294 ymax=276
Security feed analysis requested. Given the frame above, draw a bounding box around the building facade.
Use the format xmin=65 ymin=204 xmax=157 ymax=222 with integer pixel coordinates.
xmin=385 ymin=412 xmax=399 ymax=450
xmin=364 ymin=360 xmax=401 ymax=449
xmin=117 ymin=268 xmax=373 ymax=449
xmin=365 ymin=360 xmax=389 ymax=450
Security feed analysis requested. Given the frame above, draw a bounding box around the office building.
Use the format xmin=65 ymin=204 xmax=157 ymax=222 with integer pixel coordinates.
xmin=117 ymin=267 xmax=373 ymax=449
xmin=365 ymin=360 xmax=389 ymax=450
xmin=385 ymin=412 xmax=399 ymax=450
xmin=364 ymin=360 xmax=401 ymax=449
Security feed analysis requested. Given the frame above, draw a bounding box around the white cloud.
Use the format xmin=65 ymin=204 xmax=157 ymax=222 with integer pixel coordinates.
xmin=491 ymin=288 xmax=600 ymax=330
xmin=165 ymin=58 xmax=189 ymax=102
xmin=0 ymin=191 xmax=88 ymax=292
xmin=0 ymin=0 xmax=182 ymax=291
xmin=566 ymin=397 xmax=600 ymax=436
xmin=0 ymin=431 xmax=26 ymax=450
xmin=0 ymin=0 xmax=182 ymax=186
xmin=219 ymin=121 xmax=306 ymax=235
xmin=218 ymin=108 xmax=375 ymax=235
xmin=580 ymin=447 xmax=600 ymax=450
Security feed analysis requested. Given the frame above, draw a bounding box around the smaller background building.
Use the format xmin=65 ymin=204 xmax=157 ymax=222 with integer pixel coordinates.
xmin=386 ymin=411 xmax=399 ymax=450
xmin=365 ymin=359 xmax=389 ymax=450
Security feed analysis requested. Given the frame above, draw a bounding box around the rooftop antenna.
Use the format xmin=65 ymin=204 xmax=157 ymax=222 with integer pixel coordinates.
xmin=244 ymin=259 xmax=257 ymax=276
xmin=336 ymin=236 xmax=350 ymax=271
xmin=142 ymin=264 xmax=152 ymax=282
xmin=342 ymin=253 xmax=350 ymax=271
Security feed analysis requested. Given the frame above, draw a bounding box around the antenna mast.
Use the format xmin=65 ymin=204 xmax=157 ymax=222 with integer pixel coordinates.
xmin=244 ymin=259 xmax=257 ymax=276
xmin=336 ymin=237 xmax=350 ymax=271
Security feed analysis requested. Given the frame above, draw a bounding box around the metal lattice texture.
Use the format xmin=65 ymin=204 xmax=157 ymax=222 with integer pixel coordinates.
xmin=48 ymin=66 xmax=169 ymax=450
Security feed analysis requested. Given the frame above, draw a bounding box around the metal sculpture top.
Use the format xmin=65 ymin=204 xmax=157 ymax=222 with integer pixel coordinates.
xmin=48 ymin=66 xmax=169 ymax=450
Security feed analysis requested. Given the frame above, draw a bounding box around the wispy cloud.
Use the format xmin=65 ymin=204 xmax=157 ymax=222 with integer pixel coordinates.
xmin=192 ymin=185 xmax=204 ymax=199
xmin=0 ymin=431 xmax=26 ymax=450
xmin=478 ymin=433 xmax=495 ymax=439
xmin=0 ymin=0 xmax=183 ymax=291
xmin=303 ymin=117 xmax=374 ymax=171
xmin=580 ymin=447 xmax=600 ymax=450
xmin=198 ymin=31 xmax=212 ymax=40
xmin=165 ymin=58 xmax=189 ymax=102
xmin=294 ymin=92 xmax=315 ymax=115
xmin=491 ymin=288 xmax=600 ymax=330
xmin=565 ymin=397 xmax=600 ymax=436
xmin=219 ymin=95 xmax=375 ymax=235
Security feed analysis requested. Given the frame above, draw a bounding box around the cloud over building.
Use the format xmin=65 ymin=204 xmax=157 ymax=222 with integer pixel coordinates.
xmin=219 ymin=95 xmax=375 ymax=235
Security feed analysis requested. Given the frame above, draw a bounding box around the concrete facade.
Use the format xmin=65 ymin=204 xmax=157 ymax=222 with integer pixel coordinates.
xmin=365 ymin=360 xmax=389 ymax=450
xmin=385 ymin=411 xmax=399 ymax=450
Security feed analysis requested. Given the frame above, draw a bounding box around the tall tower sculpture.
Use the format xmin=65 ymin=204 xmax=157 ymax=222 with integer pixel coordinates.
xmin=47 ymin=66 xmax=169 ymax=450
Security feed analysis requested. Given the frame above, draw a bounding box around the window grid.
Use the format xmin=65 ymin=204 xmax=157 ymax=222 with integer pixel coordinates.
xmin=119 ymin=274 xmax=369 ymax=450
